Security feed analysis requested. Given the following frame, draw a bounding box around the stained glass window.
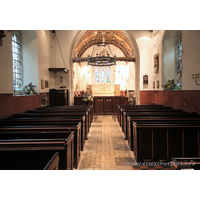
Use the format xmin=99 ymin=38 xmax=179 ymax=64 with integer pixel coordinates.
xmin=101 ymin=67 xmax=105 ymax=83
xmin=106 ymin=66 xmax=111 ymax=83
xmin=12 ymin=31 xmax=23 ymax=92
xmin=176 ymin=31 xmax=182 ymax=87
xmin=95 ymin=67 xmax=100 ymax=83
xmin=95 ymin=66 xmax=111 ymax=84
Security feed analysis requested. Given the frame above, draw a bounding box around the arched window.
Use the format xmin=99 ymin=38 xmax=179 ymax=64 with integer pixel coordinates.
xmin=12 ymin=31 xmax=23 ymax=94
xmin=95 ymin=66 xmax=111 ymax=84
xmin=176 ymin=31 xmax=182 ymax=87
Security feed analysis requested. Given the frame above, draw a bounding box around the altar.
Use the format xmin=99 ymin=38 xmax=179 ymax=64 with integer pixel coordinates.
xmin=92 ymin=84 xmax=114 ymax=96
xmin=74 ymin=96 xmax=129 ymax=114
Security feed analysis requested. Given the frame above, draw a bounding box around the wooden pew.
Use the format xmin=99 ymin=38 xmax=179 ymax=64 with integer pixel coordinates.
xmin=119 ymin=105 xmax=179 ymax=125
xmin=171 ymin=157 xmax=200 ymax=170
xmin=28 ymin=108 xmax=91 ymax=129
xmin=0 ymin=136 xmax=74 ymax=170
xmin=12 ymin=111 xmax=90 ymax=139
xmin=0 ymin=125 xmax=81 ymax=168
xmin=0 ymin=151 xmax=59 ymax=170
xmin=132 ymin=121 xmax=200 ymax=162
xmin=122 ymin=109 xmax=184 ymax=137
xmin=127 ymin=118 xmax=200 ymax=151
xmin=10 ymin=111 xmax=89 ymax=140
xmin=0 ymin=120 xmax=86 ymax=152
xmin=37 ymin=105 xmax=94 ymax=127
xmin=2 ymin=115 xmax=87 ymax=143
xmin=117 ymin=104 xmax=168 ymax=126
xmin=117 ymin=104 xmax=166 ymax=123
xmin=122 ymin=110 xmax=197 ymax=140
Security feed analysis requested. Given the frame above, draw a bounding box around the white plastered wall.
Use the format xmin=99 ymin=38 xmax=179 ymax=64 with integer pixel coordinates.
xmin=130 ymin=30 xmax=153 ymax=91
xmin=22 ymin=30 xmax=39 ymax=93
xmin=153 ymin=30 xmax=200 ymax=91
xmin=0 ymin=30 xmax=40 ymax=94
xmin=0 ymin=30 xmax=13 ymax=93
xmin=182 ymin=30 xmax=200 ymax=90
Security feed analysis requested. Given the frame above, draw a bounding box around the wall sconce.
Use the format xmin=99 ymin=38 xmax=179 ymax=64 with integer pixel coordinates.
xmin=191 ymin=73 xmax=200 ymax=86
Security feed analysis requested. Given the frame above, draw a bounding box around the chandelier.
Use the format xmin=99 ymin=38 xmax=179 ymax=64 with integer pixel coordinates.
xmin=87 ymin=32 xmax=116 ymax=67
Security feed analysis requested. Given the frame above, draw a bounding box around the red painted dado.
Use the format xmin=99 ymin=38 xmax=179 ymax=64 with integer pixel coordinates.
xmin=152 ymin=90 xmax=200 ymax=113
xmin=0 ymin=93 xmax=49 ymax=118
xmin=140 ymin=91 xmax=153 ymax=105
xmin=140 ymin=90 xmax=200 ymax=113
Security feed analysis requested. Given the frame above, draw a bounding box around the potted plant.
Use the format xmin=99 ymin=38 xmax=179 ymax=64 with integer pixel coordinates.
xmin=82 ymin=90 xmax=93 ymax=104
xmin=161 ymin=79 xmax=180 ymax=91
xmin=23 ymin=82 xmax=38 ymax=95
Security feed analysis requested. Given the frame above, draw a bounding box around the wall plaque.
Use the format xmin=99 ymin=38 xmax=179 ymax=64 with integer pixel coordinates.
xmin=41 ymin=79 xmax=45 ymax=89
xmin=157 ymin=80 xmax=159 ymax=89
xmin=143 ymin=74 xmax=148 ymax=85
xmin=45 ymin=80 xmax=49 ymax=88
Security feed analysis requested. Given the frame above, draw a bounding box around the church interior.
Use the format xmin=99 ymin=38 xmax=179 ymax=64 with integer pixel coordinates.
xmin=1 ymin=29 xmax=200 ymax=116
xmin=1 ymin=5 xmax=200 ymax=196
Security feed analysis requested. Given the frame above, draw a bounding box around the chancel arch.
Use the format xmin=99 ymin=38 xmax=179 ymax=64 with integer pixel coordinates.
xmin=69 ymin=30 xmax=140 ymax=105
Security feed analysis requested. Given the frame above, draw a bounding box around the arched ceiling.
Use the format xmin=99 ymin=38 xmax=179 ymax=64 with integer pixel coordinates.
xmin=74 ymin=30 xmax=134 ymax=58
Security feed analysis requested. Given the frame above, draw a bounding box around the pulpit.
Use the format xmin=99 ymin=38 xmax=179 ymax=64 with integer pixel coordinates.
xmin=50 ymin=89 xmax=68 ymax=106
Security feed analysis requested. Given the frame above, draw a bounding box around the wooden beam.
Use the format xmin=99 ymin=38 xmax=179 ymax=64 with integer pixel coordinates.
xmin=72 ymin=56 xmax=136 ymax=63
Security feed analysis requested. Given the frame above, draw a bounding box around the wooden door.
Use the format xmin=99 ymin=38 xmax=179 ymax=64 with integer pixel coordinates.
xmin=50 ymin=89 xmax=58 ymax=106
xmin=105 ymin=97 xmax=113 ymax=113
xmin=96 ymin=97 xmax=104 ymax=113
xmin=58 ymin=90 xmax=65 ymax=105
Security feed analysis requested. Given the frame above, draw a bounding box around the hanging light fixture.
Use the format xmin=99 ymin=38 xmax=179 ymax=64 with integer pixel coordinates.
xmin=87 ymin=31 xmax=116 ymax=67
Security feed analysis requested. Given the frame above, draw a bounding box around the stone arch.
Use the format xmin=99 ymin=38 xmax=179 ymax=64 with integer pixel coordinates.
xmin=69 ymin=30 xmax=140 ymax=105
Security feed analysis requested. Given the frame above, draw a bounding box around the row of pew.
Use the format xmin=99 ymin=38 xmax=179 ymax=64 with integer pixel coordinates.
xmin=117 ymin=104 xmax=200 ymax=169
xmin=0 ymin=105 xmax=94 ymax=170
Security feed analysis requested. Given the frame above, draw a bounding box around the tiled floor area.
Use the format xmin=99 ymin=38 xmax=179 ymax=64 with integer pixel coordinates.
xmin=78 ymin=115 xmax=134 ymax=170
xmin=78 ymin=115 xmax=175 ymax=170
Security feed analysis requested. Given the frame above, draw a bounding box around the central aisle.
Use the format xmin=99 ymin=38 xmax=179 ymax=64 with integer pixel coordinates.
xmin=78 ymin=115 xmax=135 ymax=170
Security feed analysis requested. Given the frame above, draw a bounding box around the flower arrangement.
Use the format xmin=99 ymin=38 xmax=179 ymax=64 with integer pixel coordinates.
xmin=82 ymin=90 xmax=93 ymax=102
xmin=161 ymin=79 xmax=180 ymax=91
xmin=23 ymin=82 xmax=38 ymax=95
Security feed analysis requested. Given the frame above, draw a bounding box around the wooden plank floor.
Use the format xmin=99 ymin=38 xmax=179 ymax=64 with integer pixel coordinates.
xmin=78 ymin=115 xmax=175 ymax=170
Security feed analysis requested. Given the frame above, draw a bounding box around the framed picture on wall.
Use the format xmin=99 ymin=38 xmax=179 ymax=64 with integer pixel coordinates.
xmin=45 ymin=80 xmax=49 ymax=88
xmin=143 ymin=74 xmax=148 ymax=85
xmin=157 ymin=80 xmax=159 ymax=89
xmin=153 ymin=81 xmax=155 ymax=89
xmin=41 ymin=79 xmax=45 ymax=89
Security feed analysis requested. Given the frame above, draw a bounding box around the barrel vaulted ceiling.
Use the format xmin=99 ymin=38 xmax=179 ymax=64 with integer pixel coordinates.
xmin=74 ymin=30 xmax=134 ymax=58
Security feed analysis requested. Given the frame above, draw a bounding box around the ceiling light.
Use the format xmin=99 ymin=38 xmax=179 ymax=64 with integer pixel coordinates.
xmin=87 ymin=31 xmax=116 ymax=67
